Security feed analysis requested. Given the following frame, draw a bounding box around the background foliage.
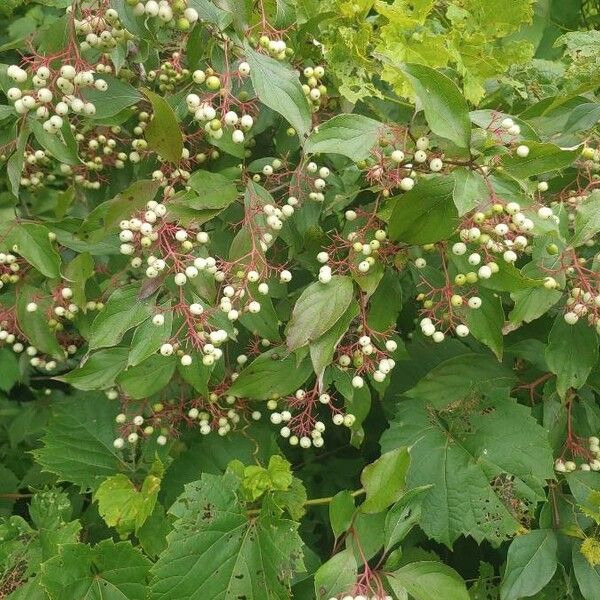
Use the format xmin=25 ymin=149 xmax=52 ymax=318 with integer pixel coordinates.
xmin=0 ymin=0 xmax=600 ymax=598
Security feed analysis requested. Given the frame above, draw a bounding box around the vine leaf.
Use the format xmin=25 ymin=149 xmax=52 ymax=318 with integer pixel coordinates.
xmin=149 ymin=472 xmax=305 ymax=600
xmin=33 ymin=394 xmax=132 ymax=492
xmin=40 ymin=540 xmax=151 ymax=600
xmin=381 ymin=395 xmax=554 ymax=546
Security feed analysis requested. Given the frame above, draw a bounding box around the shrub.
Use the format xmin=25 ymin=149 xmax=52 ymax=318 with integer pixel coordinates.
xmin=0 ymin=1 xmax=599 ymax=598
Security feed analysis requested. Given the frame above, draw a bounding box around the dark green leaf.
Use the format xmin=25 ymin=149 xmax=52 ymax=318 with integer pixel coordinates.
xmin=246 ymin=44 xmax=311 ymax=138
xmin=304 ymin=114 xmax=383 ymax=161
xmin=388 ymin=176 xmax=458 ymax=245
xmin=500 ymin=530 xmax=558 ymax=600
xmin=402 ymin=63 xmax=471 ymax=149
xmin=545 ymin=316 xmax=599 ymax=398
xmin=141 ymin=88 xmax=184 ymax=163
xmin=286 ymin=276 xmax=355 ymax=351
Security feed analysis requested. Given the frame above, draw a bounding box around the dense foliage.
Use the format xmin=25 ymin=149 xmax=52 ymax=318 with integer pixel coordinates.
xmin=0 ymin=0 xmax=600 ymax=598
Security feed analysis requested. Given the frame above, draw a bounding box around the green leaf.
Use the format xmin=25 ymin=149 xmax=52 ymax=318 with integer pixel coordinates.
xmin=141 ymin=88 xmax=184 ymax=163
xmin=0 ymin=348 xmax=19 ymax=391
xmin=104 ymin=180 xmax=161 ymax=233
xmin=314 ymin=548 xmax=357 ymax=600
xmin=33 ymin=394 xmax=131 ymax=491
xmin=172 ymin=169 xmax=239 ymax=211
xmin=40 ymin=540 xmax=151 ymax=600
xmin=452 ymin=167 xmax=490 ymax=216
xmin=117 ymin=355 xmax=176 ymax=399
xmin=381 ymin=395 xmax=554 ymax=546
xmin=309 ymin=300 xmax=358 ymax=378
xmin=149 ymin=472 xmax=304 ymax=599
xmin=571 ymin=190 xmax=600 ymax=247
xmin=501 ymin=142 xmax=579 ymax=178
xmin=8 ymin=223 xmax=61 ymax=278
xmin=404 ymin=353 xmax=517 ymax=409
xmin=16 ymin=285 xmax=63 ymax=358
xmin=246 ymin=44 xmax=311 ymax=138
xmin=463 ymin=289 xmax=505 ymax=359
xmin=81 ymin=75 xmax=142 ymax=120
xmin=367 ymin=268 xmax=404 ymax=331
xmin=387 ymin=561 xmax=469 ymax=600
xmin=402 ymin=63 xmax=471 ymax=149
xmin=128 ymin=307 xmax=173 ymax=367
xmin=29 ymin=118 xmax=80 ymax=165
xmin=7 ymin=125 xmax=29 ymax=197
xmin=228 ymin=349 xmax=313 ymax=400
xmin=545 ymin=316 xmax=599 ymax=398
xmin=286 ymin=276 xmax=355 ymax=351
xmin=187 ymin=0 xmax=234 ymax=28
xmin=304 ymin=114 xmax=383 ymax=161
xmin=95 ymin=472 xmax=162 ymax=536
xmin=89 ymin=284 xmax=155 ymax=350
xmin=384 ymin=486 xmax=431 ymax=552
xmin=573 ymin=540 xmax=600 ymax=600
xmin=329 ymin=491 xmax=356 ymax=538
xmin=500 ymin=530 xmax=558 ymax=600
xmin=63 ymin=252 xmax=94 ymax=308
xmin=59 ymin=348 xmax=129 ymax=391
xmin=388 ymin=176 xmax=459 ymax=245
xmin=177 ymin=359 xmax=212 ymax=395
xmin=360 ymin=448 xmax=410 ymax=513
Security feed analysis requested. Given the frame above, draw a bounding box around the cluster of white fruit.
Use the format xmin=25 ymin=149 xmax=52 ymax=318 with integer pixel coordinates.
xmin=113 ymin=412 xmax=168 ymax=448
xmin=214 ymin=264 xmax=292 ymax=321
xmin=305 ymin=161 xmax=330 ymax=202
xmin=261 ymin=199 xmax=295 ymax=233
xmin=0 ymin=326 xmax=48 ymax=366
xmin=258 ymin=35 xmax=289 ymax=60
xmin=400 ymin=136 xmax=443 ymax=174
xmin=302 ymin=65 xmax=327 ymax=109
xmin=6 ymin=63 xmax=107 ymax=132
xmin=266 ymin=393 xmax=356 ymax=448
xmin=74 ymin=7 xmax=129 ymax=51
xmin=119 ymin=201 xmax=214 ymax=286
xmin=328 ymin=595 xmax=392 ymax=600
xmin=419 ymin=316 xmax=471 ymax=343
xmin=19 ymin=148 xmax=56 ymax=190
xmin=555 ymin=437 xmax=600 ymax=473
xmin=337 ymin=338 xmax=398 ymax=386
xmin=129 ymin=0 xmax=199 ymax=29
xmin=334 ymin=228 xmax=388 ymax=277
xmin=0 ymin=253 xmax=21 ymax=287
xmin=187 ymin=400 xmax=247 ymax=436
xmin=563 ymin=287 xmax=600 ymax=333
xmin=186 ymin=92 xmax=253 ymax=145
xmin=159 ymin=326 xmax=229 ymax=366
xmin=499 ymin=117 xmax=522 ymax=137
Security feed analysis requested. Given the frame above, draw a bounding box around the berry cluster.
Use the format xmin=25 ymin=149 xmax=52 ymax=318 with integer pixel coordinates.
xmin=127 ymin=0 xmax=199 ymax=30
xmin=555 ymin=436 xmax=600 ymax=473
xmin=6 ymin=63 xmax=107 ymax=128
